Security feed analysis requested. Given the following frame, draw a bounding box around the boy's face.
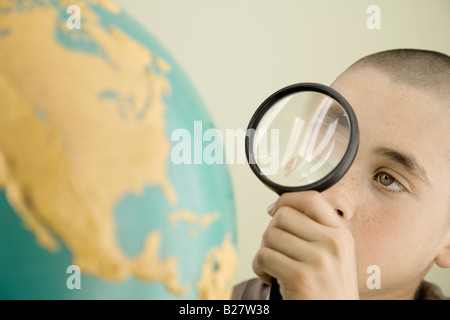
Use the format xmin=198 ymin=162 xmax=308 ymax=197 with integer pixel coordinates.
xmin=327 ymin=67 xmax=450 ymax=298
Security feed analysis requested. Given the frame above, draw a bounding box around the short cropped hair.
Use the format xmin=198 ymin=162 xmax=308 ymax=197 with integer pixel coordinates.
xmin=338 ymin=49 xmax=450 ymax=103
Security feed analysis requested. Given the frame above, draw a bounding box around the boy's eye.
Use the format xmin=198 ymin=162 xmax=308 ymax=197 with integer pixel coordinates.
xmin=374 ymin=172 xmax=406 ymax=193
xmin=379 ymin=172 xmax=394 ymax=186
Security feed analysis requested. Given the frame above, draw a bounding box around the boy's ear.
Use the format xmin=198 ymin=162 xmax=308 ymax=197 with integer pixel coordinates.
xmin=435 ymin=230 xmax=450 ymax=268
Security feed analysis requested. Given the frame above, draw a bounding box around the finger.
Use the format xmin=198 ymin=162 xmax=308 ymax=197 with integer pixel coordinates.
xmin=267 ymin=202 xmax=277 ymax=216
xmin=262 ymin=225 xmax=317 ymax=262
xmin=269 ymin=205 xmax=325 ymax=242
xmin=272 ymin=191 xmax=342 ymax=228
xmin=252 ymin=246 xmax=302 ymax=284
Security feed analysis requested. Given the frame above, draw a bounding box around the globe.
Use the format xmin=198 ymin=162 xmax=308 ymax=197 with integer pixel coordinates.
xmin=0 ymin=0 xmax=237 ymax=299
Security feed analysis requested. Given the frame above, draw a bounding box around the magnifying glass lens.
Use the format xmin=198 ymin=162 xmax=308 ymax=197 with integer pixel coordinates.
xmin=253 ymin=91 xmax=351 ymax=187
xmin=247 ymin=83 xmax=358 ymax=194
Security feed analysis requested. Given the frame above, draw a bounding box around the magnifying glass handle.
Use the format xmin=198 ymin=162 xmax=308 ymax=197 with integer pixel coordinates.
xmin=270 ymin=278 xmax=282 ymax=300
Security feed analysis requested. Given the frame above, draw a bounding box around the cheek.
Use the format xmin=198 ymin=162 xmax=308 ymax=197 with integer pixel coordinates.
xmin=354 ymin=199 xmax=409 ymax=259
xmin=352 ymin=194 xmax=430 ymax=273
xmin=351 ymin=199 xmax=415 ymax=289
xmin=352 ymin=191 xmax=448 ymax=288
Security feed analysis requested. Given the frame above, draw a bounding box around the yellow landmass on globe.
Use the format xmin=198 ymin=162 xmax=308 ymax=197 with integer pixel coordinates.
xmin=167 ymin=210 xmax=221 ymax=237
xmin=132 ymin=231 xmax=190 ymax=296
xmin=197 ymin=235 xmax=238 ymax=300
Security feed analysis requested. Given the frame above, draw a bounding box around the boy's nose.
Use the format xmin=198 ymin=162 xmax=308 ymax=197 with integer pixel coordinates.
xmin=321 ymin=167 xmax=359 ymax=220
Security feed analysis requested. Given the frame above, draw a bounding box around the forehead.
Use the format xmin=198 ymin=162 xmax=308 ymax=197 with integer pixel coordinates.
xmin=332 ymin=68 xmax=450 ymax=183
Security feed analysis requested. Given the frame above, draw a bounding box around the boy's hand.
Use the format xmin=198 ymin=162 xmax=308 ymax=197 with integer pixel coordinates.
xmin=252 ymin=191 xmax=359 ymax=300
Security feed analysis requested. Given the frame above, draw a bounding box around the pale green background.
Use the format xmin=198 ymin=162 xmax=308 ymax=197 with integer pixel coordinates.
xmin=114 ymin=0 xmax=450 ymax=296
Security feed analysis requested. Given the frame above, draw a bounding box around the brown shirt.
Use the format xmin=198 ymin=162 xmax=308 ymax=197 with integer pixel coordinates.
xmin=232 ymin=278 xmax=449 ymax=300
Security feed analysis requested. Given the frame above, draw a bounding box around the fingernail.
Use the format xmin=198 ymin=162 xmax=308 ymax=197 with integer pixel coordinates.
xmin=267 ymin=202 xmax=276 ymax=216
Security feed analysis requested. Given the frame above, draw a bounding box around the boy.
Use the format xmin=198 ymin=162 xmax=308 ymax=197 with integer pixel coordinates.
xmin=233 ymin=49 xmax=450 ymax=300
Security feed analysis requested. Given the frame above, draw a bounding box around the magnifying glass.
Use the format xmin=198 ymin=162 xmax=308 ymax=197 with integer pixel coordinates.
xmin=245 ymin=83 xmax=359 ymax=300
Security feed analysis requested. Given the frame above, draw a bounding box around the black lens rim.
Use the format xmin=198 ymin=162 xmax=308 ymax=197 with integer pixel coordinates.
xmin=245 ymin=82 xmax=359 ymax=195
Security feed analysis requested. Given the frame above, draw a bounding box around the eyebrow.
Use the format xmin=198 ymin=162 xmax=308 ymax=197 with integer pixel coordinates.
xmin=373 ymin=147 xmax=429 ymax=183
